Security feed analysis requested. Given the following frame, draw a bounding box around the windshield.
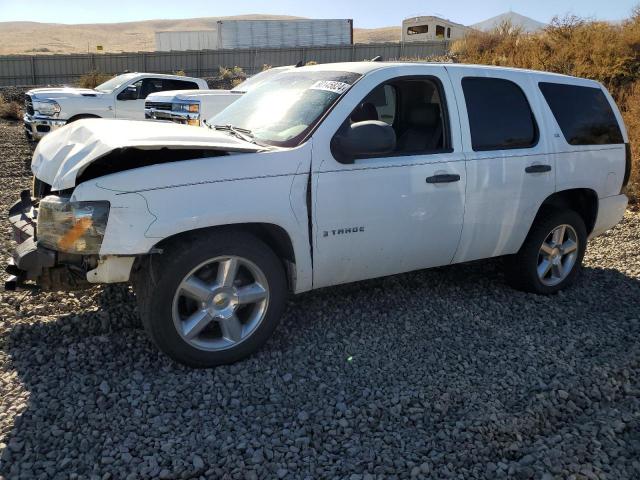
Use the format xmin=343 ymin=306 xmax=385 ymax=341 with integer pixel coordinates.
xmin=94 ymin=73 xmax=138 ymax=93
xmin=231 ymin=67 xmax=290 ymax=93
xmin=209 ymin=70 xmax=361 ymax=147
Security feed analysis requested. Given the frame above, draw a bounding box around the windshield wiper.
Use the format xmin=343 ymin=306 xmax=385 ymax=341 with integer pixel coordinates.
xmin=209 ymin=123 xmax=256 ymax=143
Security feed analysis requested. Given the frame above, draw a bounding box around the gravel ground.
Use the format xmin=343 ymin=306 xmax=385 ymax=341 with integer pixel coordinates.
xmin=0 ymin=119 xmax=638 ymax=479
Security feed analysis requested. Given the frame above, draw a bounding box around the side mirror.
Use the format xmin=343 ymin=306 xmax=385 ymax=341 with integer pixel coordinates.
xmin=331 ymin=121 xmax=396 ymax=163
xmin=117 ymin=85 xmax=138 ymax=101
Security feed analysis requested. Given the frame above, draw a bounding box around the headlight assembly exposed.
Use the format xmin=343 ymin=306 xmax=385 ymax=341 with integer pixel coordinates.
xmin=32 ymin=99 xmax=61 ymax=117
xmin=173 ymin=102 xmax=199 ymax=113
xmin=37 ymin=195 xmax=110 ymax=254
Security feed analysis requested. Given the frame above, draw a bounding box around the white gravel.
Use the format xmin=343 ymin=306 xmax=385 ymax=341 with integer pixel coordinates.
xmin=0 ymin=119 xmax=639 ymax=479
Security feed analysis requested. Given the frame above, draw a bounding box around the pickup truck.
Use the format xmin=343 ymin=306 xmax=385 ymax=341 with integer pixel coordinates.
xmin=144 ymin=66 xmax=294 ymax=127
xmin=23 ymin=72 xmax=208 ymax=140
xmin=7 ymin=62 xmax=630 ymax=367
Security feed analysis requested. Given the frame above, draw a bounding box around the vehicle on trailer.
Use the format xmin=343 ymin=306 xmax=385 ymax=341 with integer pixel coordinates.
xmin=23 ymin=72 xmax=207 ymax=141
xmin=144 ymin=66 xmax=296 ymax=127
xmin=6 ymin=62 xmax=630 ymax=367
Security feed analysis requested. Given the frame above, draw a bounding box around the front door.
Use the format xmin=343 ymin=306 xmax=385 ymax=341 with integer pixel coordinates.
xmin=115 ymin=79 xmax=146 ymax=119
xmin=310 ymin=68 xmax=467 ymax=288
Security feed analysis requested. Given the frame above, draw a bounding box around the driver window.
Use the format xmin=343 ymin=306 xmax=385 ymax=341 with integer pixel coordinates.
xmin=342 ymin=76 xmax=450 ymax=158
xmin=118 ymin=80 xmax=142 ymax=100
xmin=140 ymin=78 xmax=164 ymax=98
xmin=350 ymin=85 xmax=396 ymax=126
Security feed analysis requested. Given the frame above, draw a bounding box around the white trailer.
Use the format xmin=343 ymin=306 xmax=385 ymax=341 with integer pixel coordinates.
xmin=156 ymin=19 xmax=353 ymax=52
xmin=402 ymin=16 xmax=470 ymax=42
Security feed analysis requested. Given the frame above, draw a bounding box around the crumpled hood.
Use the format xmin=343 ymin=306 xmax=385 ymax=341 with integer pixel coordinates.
xmin=27 ymin=87 xmax=103 ymax=100
xmin=32 ymin=119 xmax=263 ymax=191
xmin=147 ymin=89 xmax=236 ymax=102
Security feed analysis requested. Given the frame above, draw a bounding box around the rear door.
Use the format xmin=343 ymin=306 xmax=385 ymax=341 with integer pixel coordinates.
xmin=446 ymin=67 xmax=555 ymax=263
xmin=310 ymin=66 xmax=467 ymax=288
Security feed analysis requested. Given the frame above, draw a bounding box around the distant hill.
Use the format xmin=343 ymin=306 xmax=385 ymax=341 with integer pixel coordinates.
xmin=0 ymin=15 xmax=306 ymax=55
xmin=0 ymin=12 xmax=553 ymax=56
xmin=0 ymin=16 xmax=403 ymax=55
xmin=471 ymin=11 xmax=547 ymax=33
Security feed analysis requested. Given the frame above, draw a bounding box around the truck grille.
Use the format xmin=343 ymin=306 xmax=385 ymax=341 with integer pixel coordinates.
xmin=25 ymin=95 xmax=34 ymax=115
xmin=145 ymin=101 xmax=173 ymax=111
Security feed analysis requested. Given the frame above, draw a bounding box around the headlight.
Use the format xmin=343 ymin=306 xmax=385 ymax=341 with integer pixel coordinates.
xmin=32 ymin=99 xmax=61 ymax=117
xmin=37 ymin=196 xmax=110 ymax=254
xmin=173 ymin=103 xmax=199 ymax=113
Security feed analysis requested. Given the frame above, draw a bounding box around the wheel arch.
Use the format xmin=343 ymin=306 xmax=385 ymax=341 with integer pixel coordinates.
xmin=67 ymin=113 xmax=101 ymax=123
xmin=146 ymin=223 xmax=297 ymax=291
xmin=536 ymin=188 xmax=599 ymax=234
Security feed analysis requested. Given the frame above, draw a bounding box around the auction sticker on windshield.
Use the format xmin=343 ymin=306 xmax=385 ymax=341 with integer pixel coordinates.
xmin=310 ymin=80 xmax=351 ymax=95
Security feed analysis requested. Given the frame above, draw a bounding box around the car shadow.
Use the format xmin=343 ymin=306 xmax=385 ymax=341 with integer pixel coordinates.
xmin=1 ymin=261 xmax=639 ymax=478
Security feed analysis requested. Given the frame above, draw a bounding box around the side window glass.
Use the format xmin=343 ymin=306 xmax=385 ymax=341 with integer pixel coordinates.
xmin=163 ymin=79 xmax=199 ymax=91
xmin=539 ymin=82 xmax=623 ymax=145
xmin=436 ymin=25 xmax=445 ymax=38
xmin=462 ymin=77 xmax=538 ymax=151
xmin=140 ymin=78 xmax=164 ymax=98
xmin=117 ymin=80 xmax=142 ymax=101
xmin=350 ymin=84 xmax=396 ymax=126
xmin=334 ymin=76 xmax=450 ymax=162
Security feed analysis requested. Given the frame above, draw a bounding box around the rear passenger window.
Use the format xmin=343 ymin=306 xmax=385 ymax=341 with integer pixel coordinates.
xmin=462 ymin=77 xmax=538 ymax=151
xmin=163 ymin=79 xmax=199 ymax=91
xmin=539 ymin=82 xmax=623 ymax=145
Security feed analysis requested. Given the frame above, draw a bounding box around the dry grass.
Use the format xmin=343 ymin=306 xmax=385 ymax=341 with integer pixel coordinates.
xmin=78 ymin=71 xmax=114 ymax=89
xmin=218 ymin=66 xmax=246 ymax=81
xmin=452 ymin=12 xmax=640 ymax=203
xmin=0 ymin=98 xmax=22 ymax=121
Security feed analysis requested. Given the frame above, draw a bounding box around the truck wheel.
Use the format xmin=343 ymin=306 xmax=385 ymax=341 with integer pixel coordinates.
xmin=136 ymin=231 xmax=287 ymax=367
xmin=505 ymin=208 xmax=587 ymax=294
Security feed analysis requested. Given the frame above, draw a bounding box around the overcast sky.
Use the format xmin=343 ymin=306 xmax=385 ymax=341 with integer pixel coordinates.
xmin=0 ymin=0 xmax=636 ymax=28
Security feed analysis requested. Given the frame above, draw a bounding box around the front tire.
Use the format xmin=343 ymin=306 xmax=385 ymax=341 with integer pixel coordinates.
xmin=505 ymin=208 xmax=587 ymax=294
xmin=135 ymin=231 xmax=287 ymax=367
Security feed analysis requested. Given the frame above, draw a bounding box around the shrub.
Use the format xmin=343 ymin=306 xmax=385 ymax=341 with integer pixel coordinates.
xmin=452 ymin=10 xmax=640 ymax=204
xmin=173 ymin=70 xmax=186 ymax=77
xmin=78 ymin=71 xmax=113 ymax=89
xmin=219 ymin=66 xmax=246 ymax=80
xmin=0 ymin=98 xmax=22 ymax=121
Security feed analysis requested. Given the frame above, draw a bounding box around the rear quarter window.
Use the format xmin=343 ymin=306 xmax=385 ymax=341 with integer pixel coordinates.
xmin=539 ymin=82 xmax=623 ymax=145
xmin=462 ymin=77 xmax=538 ymax=151
xmin=163 ymin=79 xmax=199 ymax=91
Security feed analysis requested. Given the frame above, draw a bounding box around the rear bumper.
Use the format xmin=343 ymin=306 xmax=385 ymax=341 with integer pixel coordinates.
xmin=4 ymin=191 xmax=89 ymax=291
xmin=23 ymin=113 xmax=67 ymax=141
xmin=590 ymin=194 xmax=628 ymax=239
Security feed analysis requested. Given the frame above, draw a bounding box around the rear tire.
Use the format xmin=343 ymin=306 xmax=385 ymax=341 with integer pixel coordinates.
xmin=134 ymin=230 xmax=287 ymax=367
xmin=505 ymin=208 xmax=587 ymax=294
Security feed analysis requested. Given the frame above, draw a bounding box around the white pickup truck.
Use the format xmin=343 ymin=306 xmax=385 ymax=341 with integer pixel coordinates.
xmin=144 ymin=66 xmax=294 ymax=127
xmin=7 ymin=62 xmax=630 ymax=367
xmin=23 ymin=72 xmax=207 ymax=140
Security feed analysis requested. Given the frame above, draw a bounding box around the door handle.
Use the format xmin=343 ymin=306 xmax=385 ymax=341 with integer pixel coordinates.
xmin=426 ymin=174 xmax=461 ymax=184
xmin=525 ymin=164 xmax=552 ymax=173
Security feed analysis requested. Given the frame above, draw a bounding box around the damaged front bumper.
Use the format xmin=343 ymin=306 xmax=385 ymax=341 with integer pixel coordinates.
xmin=5 ymin=190 xmax=92 ymax=291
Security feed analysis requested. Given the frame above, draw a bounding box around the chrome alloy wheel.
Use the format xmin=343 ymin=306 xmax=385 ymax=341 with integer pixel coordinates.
xmin=172 ymin=256 xmax=270 ymax=351
xmin=537 ymin=224 xmax=579 ymax=287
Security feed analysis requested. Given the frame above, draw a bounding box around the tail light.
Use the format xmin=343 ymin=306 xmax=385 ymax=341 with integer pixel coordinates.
xmin=622 ymin=143 xmax=632 ymax=192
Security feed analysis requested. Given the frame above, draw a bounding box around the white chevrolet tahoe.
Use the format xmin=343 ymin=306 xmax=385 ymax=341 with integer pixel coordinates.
xmin=7 ymin=62 xmax=630 ymax=367
xmin=144 ymin=66 xmax=294 ymax=127
xmin=24 ymin=72 xmax=208 ymax=140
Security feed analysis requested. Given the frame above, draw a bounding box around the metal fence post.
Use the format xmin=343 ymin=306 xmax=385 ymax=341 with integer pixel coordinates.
xmin=30 ymin=56 xmax=36 ymax=85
